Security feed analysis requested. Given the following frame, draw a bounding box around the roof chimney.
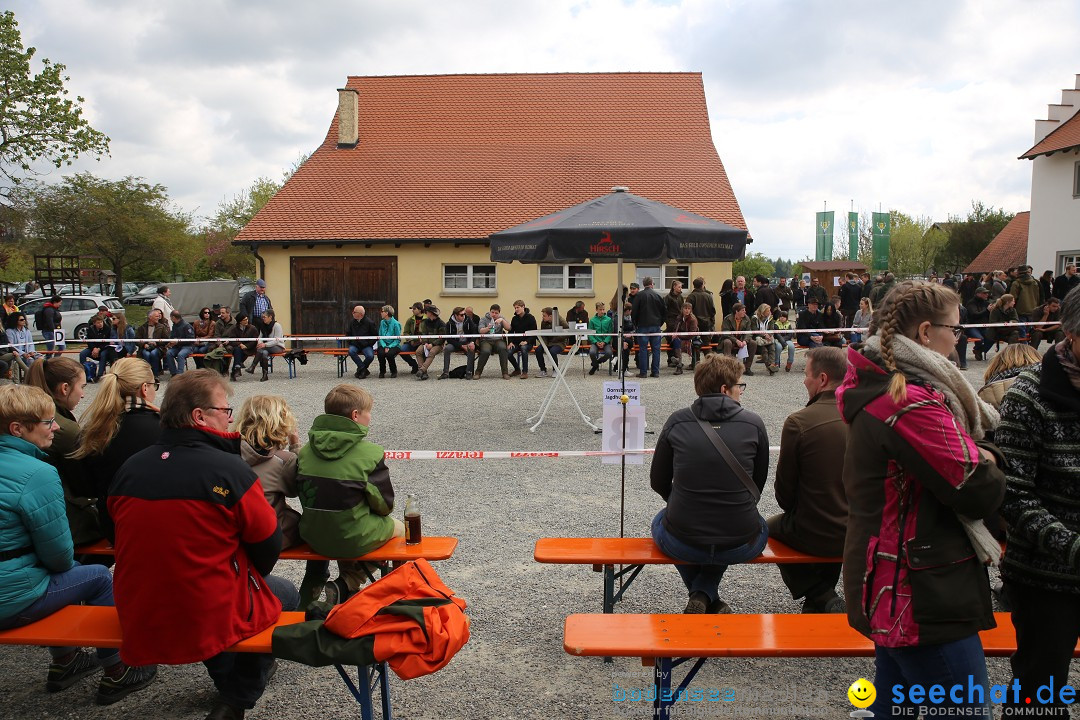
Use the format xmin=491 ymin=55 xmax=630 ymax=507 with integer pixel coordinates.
xmin=337 ymin=88 xmax=359 ymax=147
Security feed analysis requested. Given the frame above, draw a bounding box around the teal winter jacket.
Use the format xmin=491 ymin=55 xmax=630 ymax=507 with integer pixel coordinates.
xmin=379 ymin=318 xmax=402 ymax=349
xmin=296 ymin=414 xmax=396 ymax=558
xmin=0 ymin=435 xmax=74 ymax=619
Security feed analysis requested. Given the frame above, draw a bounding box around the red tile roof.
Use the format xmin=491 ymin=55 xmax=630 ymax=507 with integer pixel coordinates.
xmin=236 ymin=73 xmax=748 ymax=244
xmin=1020 ymin=111 xmax=1080 ymax=159
xmin=964 ymin=212 xmax=1028 ymax=274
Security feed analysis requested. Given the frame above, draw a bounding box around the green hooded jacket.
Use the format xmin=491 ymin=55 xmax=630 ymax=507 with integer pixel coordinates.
xmin=296 ymin=414 xmax=395 ymax=558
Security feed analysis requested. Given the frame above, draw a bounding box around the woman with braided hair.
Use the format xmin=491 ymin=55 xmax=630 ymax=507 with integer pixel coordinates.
xmin=836 ymin=280 xmax=1006 ymax=717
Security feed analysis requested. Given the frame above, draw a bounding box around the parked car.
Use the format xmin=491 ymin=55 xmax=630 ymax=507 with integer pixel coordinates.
xmin=17 ymin=294 xmax=126 ymax=341
xmin=86 ymin=282 xmax=142 ymax=298
xmin=125 ymin=284 xmax=163 ymax=306
xmin=20 ymin=283 xmax=93 ymax=300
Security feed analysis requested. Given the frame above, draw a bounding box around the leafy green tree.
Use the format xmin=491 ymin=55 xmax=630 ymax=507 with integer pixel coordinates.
xmin=887 ymin=211 xmax=945 ymax=278
xmin=936 ymin=201 xmax=1014 ymax=273
xmin=198 ymin=155 xmax=310 ymax=278
xmin=0 ymin=11 xmax=109 ymax=201
xmin=13 ymin=173 xmax=190 ymax=296
xmin=733 ymin=252 xmax=775 ymax=281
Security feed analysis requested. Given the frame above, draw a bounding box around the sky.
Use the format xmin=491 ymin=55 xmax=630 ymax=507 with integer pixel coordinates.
xmin=8 ymin=0 xmax=1080 ymax=260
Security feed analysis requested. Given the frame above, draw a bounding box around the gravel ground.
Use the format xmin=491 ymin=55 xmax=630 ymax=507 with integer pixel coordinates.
xmin=0 ymin=350 xmax=1064 ymax=719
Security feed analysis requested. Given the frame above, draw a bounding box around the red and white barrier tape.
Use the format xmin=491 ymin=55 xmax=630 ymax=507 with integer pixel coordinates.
xmin=382 ymin=447 xmax=782 ymax=460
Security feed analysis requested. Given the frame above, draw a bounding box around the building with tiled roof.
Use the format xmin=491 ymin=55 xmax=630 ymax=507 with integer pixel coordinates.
xmin=1021 ymin=74 xmax=1080 ymax=277
xmin=964 ymin=212 xmax=1029 ymax=275
xmin=236 ymin=72 xmax=750 ymax=335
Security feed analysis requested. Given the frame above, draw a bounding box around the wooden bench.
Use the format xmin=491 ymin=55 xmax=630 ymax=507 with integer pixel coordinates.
xmin=563 ymin=612 xmax=1068 ymax=718
xmin=77 ymin=536 xmax=458 ymax=569
xmin=0 ymin=606 xmax=390 ymax=719
xmin=534 ymin=537 xmax=840 ymax=614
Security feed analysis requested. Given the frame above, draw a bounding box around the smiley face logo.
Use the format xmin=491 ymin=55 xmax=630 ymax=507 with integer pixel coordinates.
xmin=847 ymin=678 xmax=876 ymax=708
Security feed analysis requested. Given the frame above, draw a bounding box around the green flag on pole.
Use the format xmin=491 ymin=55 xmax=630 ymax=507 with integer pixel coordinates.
xmin=872 ymin=211 xmax=891 ymax=271
xmin=848 ymin=211 xmax=859 ymax=261
xmin=816 ymin=211 xmax=834 ymax=261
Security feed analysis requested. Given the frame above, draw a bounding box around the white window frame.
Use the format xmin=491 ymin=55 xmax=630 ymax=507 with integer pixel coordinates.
xmin=1058 ymin=252 xmax=1080 ymax=275
xmin=634 ymin=264 xmax=691 ymax=291
xmin=441 ymin=264 xmax=497 ymax=296
xmin=537 ymin=264 xmax=594 ymax=296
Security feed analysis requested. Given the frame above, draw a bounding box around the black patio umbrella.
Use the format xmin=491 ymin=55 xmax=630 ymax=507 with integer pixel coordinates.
xmin=489 ymin=187 xmax=748 ymax=265
xmin=490 ymin=187 xmax=749 ymax=536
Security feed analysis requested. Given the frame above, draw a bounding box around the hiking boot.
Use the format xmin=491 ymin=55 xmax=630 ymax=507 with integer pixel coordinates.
xmin=674 ymin=363 xmax=684 ymax=375
xmin=245 ymin=362 xmax=256 ymax=374
xmin=502 ymin=373 xmax=512 ymax=380
xmin=767 ymin=364 xmax=777 ymax=375
xmin=708 ymin=598 xmax=732 ymax=614
xmin=259 ymin=369 xmax=268 ymax=382
xmin=650 ymin=372 xmax=659 ymax=378
xmin=418 ymin=370 xmax=428 ymax=381
xmin=973 ymin=349 xmax=983 ymax=361
xmin=359 ymin=368 xmax=371 ymax=379
xmin=322 ymin=577 xmax=352 ymax=605
xmin=473 ymin=370 xmax=483 ymax=380
xmin=520 ymin=373 xmax=529 ymax=379
xmin=46 ymin=650 xmax=101 ymax=692
xmin=438 ymin=371 xmax=449 ymax=380
xmin=95 ymin=663 xmax=158 ymax=705
xmin=588 ymin=365 xmax=597 ymax=375
xmin=683 ymin=591 xmax=710 ymax=614
xmin=464 ymin=372 xmax=473 ymax=380
xmin=379 ymin=371 xmax=386 ymax=378
xmin=509 ymin=369 xmax=520 ymax=377
xmin=410 ymin=364 xmax=419 ymax=374
xmin=743 ymin=369 xmax=755 ymax=376
xmin=230 ymin=367 xmax=241 ymax=381
xmin=206 ymin=701 xmax=245 ymax=720
xmin=354 ymin=368 xmax=363 ymax=378
xmin=824 ymin=596 xmax=846 ymax=614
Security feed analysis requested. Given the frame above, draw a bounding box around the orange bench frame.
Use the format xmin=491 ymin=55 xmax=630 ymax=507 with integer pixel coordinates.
xmin=534 ymin=537 xmax=841 ymax=614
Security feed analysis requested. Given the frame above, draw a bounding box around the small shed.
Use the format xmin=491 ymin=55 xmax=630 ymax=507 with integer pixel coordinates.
xmin=799 ymin=261 xmax=868 ymax=296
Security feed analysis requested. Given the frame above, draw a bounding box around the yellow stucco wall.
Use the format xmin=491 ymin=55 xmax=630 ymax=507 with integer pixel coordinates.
xmin=258 ymin=244 xmax=733 ymax=334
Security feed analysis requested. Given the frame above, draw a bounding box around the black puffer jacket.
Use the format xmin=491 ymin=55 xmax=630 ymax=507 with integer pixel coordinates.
xmin=650 ymin=394 xmax=768 ymax=548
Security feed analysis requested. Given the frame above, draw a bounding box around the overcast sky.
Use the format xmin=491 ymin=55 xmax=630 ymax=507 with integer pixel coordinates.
xmin=9 ymin=0 xmax=1080 ymax=259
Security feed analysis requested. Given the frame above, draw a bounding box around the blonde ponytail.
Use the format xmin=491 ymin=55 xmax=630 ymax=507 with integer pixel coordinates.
xmin=71 ymin=358 xmax=153 ymax=459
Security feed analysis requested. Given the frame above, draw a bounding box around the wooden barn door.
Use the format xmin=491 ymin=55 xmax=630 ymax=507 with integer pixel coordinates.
xmin=291 ymin=257 xmax=397 ymax=341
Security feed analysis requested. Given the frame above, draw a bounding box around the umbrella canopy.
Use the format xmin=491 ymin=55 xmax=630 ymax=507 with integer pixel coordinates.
xmin=489 ymin=188 xmax=748 ymax=264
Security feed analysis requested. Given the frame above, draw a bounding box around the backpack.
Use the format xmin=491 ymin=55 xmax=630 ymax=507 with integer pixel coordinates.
xmin=448 ymin=365 xmax=468 ymax=379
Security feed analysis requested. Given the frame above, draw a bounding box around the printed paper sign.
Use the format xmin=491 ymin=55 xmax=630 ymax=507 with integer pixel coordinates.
xmin=601 ymin=405 xmax=646 ymax=465
xmin=53 ymin=329 xmax=66 ymax=349
xmin=603 ymin=381 xmax=641 ymax=406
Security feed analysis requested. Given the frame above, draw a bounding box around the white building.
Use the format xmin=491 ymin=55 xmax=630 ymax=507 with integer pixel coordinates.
xmin=1022 ymin=74 xmax=1080 ymax=275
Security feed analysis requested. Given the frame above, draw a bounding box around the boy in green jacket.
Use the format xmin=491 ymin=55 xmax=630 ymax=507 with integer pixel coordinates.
xmin=297 ymin=384 xmax=404 ymax=605
xmin=587 ymin=301 xmax=614 ymax=375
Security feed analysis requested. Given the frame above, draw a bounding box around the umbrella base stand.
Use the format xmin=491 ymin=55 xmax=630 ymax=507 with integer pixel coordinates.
xmin=527 ymin=333 xmax=599 ymax=433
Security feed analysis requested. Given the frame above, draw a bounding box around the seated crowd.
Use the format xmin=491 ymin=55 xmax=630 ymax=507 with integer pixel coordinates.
xmin=2 ymin=266 xmax=1064 ymax=386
